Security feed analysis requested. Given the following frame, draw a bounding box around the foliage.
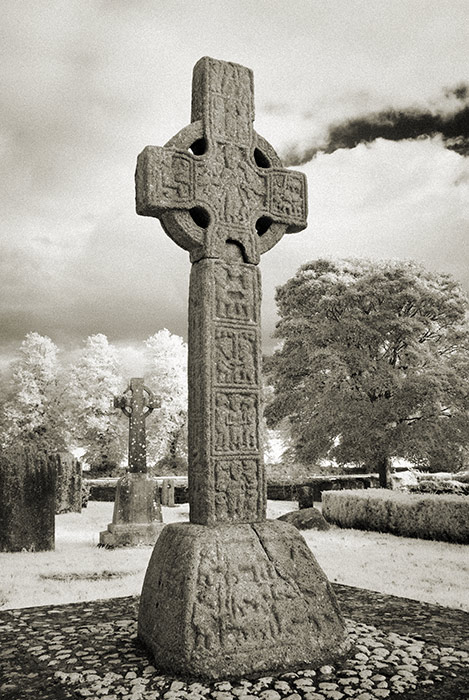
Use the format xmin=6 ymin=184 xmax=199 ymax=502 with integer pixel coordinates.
xmin=408 ymin=478 xmax=469 ymax=495
xmin=81 ymin=480 xmax=91 ymax=508
xmin=322 ymin=488 xmax=469 ymax=543
xmin=66 ymin=334 xmax=126 ymax=476
xmin=265 ymin=259 xmax=469 ymax=485
xmin=144 ymin=329 xmax=188 ymax=471
xmin=1 ymin=333 xmax=69 ymax=452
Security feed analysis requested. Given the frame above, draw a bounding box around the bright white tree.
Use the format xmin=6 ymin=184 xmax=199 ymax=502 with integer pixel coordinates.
xmin=144 ymin=329 xmax=188 ymax=471
xmin=1 ymin=332 xmax=69 ymax=451
xmin=67 ymin=333 xmax=126 ymax=475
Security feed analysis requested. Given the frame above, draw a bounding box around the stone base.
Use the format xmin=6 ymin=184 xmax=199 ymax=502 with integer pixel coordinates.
xmin=99 ymin=522 xmax=165 ymax=547
xmin=99 ymin=472 xmax=163 ymax=547
xmin=138 ymin=519 xmax=350 ymax=680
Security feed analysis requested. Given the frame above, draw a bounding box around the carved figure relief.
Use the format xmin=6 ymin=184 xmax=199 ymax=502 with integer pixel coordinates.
xmin=196 ymin=145 xmax=265 ymax=225
xmin=214 ymin=264 xmax=257 ymax=322
xmin=214 ymin=392 xmax=258 ymax=453
xmin=214 ymin=328 xmax=257 ymax=385
xmin=214 ymin=458 xmax=259 ymax=520
xmin=208 ymin=59 xmax=253 ymax=144
xmin=161 ymin=152 xmax=193 ymax=203
xmin=189 ymin=538 xmax=307 ymax=653
xmin=270 ymin=172 xmax=306 ymax=221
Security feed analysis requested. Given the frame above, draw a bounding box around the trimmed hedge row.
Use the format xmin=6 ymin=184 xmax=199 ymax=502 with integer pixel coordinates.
xmin=322 ymin=489 xmax=469 ymax=544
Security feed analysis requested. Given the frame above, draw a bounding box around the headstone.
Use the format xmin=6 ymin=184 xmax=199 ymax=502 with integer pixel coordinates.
xmin=161 ymin=478 xmax=175 ymax=507
xmin=136 ymin=57 xmax=349 ymax=679
xmin=54 ymin=452 xmax=82 ymax=514
xmin=0 ymin=445 xmax=56 ymax=552
xmin=99 ymin=378 xmax=163 ymax=546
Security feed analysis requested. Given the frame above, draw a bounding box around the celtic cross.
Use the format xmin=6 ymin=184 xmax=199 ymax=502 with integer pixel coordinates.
xmin=136 ymin=57 xmax=307 ymax=524
xmin=114 ymin=378 xmax=158 ymax=473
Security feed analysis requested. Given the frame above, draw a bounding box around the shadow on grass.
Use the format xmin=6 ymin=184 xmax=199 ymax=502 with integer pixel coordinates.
xmin=39 ymin=570 xmax=136 ymax=582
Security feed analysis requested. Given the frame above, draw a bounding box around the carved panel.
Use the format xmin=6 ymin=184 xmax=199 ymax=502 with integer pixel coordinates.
xmin=207 ymin=59 xmax=253 ymax=145
xmin=214 ymin=392 xmax=258 ymax=453
xmin=214 ymin=328 xmax=257 ymax=386
xmin=195 ymin=145 xmax=265 ymax=225
xmin=213 ymin=263 xmax=258 ymax=323
xmin=160 ymin=151 xmax=194 ymax=206
xmin=190 ymin=537 xmax=304 ymax=653
xmin=213 ymin=458 xmax=260 ymax=521
xmin=269 ymin=171 xmax=306 ymax=222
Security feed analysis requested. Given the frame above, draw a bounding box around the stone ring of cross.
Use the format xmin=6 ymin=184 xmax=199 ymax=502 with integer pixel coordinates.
xmin=114 ymin=384 xmax=159 ymax=417
xmin=161 ymin=122 xmax=292 ymax=261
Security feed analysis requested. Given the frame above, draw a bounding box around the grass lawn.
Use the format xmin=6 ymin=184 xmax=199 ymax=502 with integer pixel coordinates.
xmin=1 ymin=500 xmax=468 ymax=612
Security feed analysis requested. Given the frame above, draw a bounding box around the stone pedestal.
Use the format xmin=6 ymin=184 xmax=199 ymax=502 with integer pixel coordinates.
xmin=100 ymin=472 xmax=163 ymax=546
xmin=138 ymin=519 xmax=349 ymax=679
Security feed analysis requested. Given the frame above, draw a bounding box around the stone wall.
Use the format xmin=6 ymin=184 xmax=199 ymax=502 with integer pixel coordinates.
xmin=86 ymin=477 xmax=189 ymax=504
xmin=299 ymin=474 xmax=379 ymax=507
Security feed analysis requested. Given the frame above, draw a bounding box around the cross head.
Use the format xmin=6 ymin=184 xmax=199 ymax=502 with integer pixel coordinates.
xmin=136 ymin=56 xmax=307 ymax=264
xmin=114 ymin=378 xmax=158 ymax=473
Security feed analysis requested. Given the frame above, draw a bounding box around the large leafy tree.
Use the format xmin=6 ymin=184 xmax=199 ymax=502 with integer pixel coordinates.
xmin=1 ymin=332 xmax=69 ymax=451
xmin=144 ymin=329 xmax=188 ymax=472
xmin=67 ymin=334 xmax=126 ymax=476
xmin=265 ymin=259 xmax=469 ymax=486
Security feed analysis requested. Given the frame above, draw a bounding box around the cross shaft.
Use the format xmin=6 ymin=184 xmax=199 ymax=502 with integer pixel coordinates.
xmin=136 ymin=57 xmax=308 ymax=524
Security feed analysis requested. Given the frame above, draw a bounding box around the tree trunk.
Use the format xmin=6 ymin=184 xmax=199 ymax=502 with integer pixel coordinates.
xmin=377 ymin=454 xmax=391 ymax=488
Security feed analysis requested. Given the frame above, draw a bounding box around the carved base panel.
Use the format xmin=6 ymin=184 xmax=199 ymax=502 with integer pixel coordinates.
xmin=138 ymin=520 xmax=350 ymax=679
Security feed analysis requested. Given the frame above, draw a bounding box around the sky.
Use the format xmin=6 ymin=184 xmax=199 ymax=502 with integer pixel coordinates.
xmin=1 ymin=0 xmax=468 ymax=371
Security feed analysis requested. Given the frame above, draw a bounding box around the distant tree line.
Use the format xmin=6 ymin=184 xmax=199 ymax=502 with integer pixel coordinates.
xmin=3 ymin=259 xmax=468 ymax=486
xmin=0 ymin=330 xmax=188 ymax=477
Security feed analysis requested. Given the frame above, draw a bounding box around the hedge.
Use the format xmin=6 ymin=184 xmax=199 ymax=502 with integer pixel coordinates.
xmin=322 ymin=489 xmax=469 ymax=544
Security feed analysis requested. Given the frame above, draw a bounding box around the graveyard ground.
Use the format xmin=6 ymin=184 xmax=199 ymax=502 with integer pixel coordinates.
xmin=0 ymin=500 xmax=467 ymax=612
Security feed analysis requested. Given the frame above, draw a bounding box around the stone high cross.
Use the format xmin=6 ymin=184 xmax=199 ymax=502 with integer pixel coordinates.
xmin=114 ymin=378 xmax=157 ymax=473
xmin=136 ymin=56 xmax=307 ymax=525
xmin=136 ymin=57 xmax=348 ymax=679
xmin=99 ymin=378 xmax=162 ymax=547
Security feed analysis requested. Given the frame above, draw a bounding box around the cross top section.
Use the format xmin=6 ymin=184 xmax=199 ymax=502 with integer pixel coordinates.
xmin=136 ymin=57 xmax=307 ymax=264
xmin=114 ymin=378 xmax=158 ymax=473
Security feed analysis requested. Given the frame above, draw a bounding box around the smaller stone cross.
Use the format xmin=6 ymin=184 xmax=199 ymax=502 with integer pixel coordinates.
xmin=114 ymin=378 xmax=158 ymax=473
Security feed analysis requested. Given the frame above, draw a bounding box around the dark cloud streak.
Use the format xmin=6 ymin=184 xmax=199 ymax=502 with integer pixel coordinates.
xmin=286 ymin=84 xmax=469 ymax=165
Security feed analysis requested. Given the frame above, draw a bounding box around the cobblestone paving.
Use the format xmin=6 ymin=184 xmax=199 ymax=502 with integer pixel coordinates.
xmin=1 ymin=585 xmax=468 ymax=699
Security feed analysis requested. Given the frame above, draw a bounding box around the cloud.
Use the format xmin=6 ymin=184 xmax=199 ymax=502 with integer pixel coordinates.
xmin=1 ymin=0 xmax=468 ymax=366
xmin=283 ymin=85 xmax=469 ymax=165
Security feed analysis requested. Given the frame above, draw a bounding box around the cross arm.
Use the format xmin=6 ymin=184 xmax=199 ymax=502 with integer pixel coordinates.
xmin=136 ymin=145 xmax=205 ymax=254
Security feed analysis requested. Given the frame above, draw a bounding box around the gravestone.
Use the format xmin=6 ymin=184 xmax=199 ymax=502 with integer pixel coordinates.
xmin=54 ymin=452 xmax=82 ymax=514
xmin=0 ymin=445 xmax=56 ymax=552
xmin=99 ymin=378 xmax=163 ymax=546
xmin=160 ymin=478 xmax=175 ymax=507
xmin=136 ymin=57 xmax=349 ymax=679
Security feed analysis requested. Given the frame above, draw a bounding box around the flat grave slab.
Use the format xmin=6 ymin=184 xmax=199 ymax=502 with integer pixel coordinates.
xmin=1 ymin=585 xmax=467 ymax=699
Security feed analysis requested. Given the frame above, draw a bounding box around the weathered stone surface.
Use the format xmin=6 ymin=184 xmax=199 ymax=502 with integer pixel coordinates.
xmin=278 ymin=508 xmax=330 ymax=531
xmin=99 ymin=379 xmax=162 ymax=546
xmin=138 ymin=519 xmax=349 ymax=679
xmin=136 ymin=56 xmax=348 ymax=678
xmin=55 ymin=452 xmax=82 ymax=514
xmin=0 ymin=445 xmax=56 ymax=552
xmin=161 ymin=479 xmax=176 ymax=506
xmin=114 ymin=378 xmax=158 ymax=474
xmin=100 ymin=472 xmax=163 ymax=546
